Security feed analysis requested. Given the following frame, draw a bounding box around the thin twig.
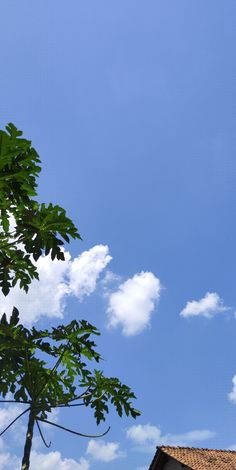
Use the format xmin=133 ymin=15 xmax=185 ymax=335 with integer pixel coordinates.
xmin=63 ymin=388 xmax=92 ymax=404
xmin=25 ymin=348 xmax=34 ymax=399
xmin=0 ymin=407 xmax=30 ymax=437
xmin=54 ymin=402 xmax=85 ymax=408
xmin=37 ymin=417 xmax=110 ymax=439
xmin=36 ymin=420 xmax=51 ymax=448
xmin=35 ymin=350 xmax=66 ymax=400
xmin=54 ymin=392 xmax=105 ymax=409
xmin=70 ymin=387 xmax=91 ymax=400
xmin=53 ymin=393 xmax=92 ymax=408
xmin=35 ymin=329 xmax=74 ymax=400
xmin=45 ymin=386 xmax=92 ymax=408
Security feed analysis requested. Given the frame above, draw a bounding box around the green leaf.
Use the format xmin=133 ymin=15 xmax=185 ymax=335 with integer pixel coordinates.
xmin=10 ymin=307 xmax=19 ymax=326
xmin=0 ymin=123 xmax=82 ymax=295
xmin=0 ymin=313 xmax=140 ymax=426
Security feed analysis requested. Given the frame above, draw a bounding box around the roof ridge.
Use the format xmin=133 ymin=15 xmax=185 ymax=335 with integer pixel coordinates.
xmin=159 ymin=445 xmax=236 ymax=453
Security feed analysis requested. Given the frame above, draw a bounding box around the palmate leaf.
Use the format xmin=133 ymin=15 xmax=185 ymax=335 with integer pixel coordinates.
xmin=0 ymin=309 xmax=140 ymax=424
xmin=0 ymin=123 xmax=81 ymax=295
xmin=0 ymin=123 xmax=41 ymax=204
xmin=0 ymin=123 xmax=140 ymax=469
xmin=15 ymin=203 xmax=81 ymax=261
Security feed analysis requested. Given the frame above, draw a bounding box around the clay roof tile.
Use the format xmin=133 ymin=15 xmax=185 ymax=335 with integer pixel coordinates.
xmin=149 ymin=446 xmax=236 ymax=470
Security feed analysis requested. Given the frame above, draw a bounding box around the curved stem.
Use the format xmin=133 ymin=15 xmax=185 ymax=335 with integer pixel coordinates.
xmin=36 ymin=420 xmax=51 ymax=448
xmin=37 ymin=416 xmax=110 ymax=439
xmin=0 ymin=407 xmax=30 ymax=437
xmin=35 ymin=346 xmax=69 ymax=400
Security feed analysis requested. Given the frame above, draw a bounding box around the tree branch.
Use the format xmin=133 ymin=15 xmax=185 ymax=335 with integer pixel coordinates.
xmin=37 ymin=417 xmax=110 ymax=439
xmin=59 ymin=387 xmax=92 ymax=405
xmin=35 ymin=336 xmax=73 ymax=400
xmin=54 ymin=392 xmax=105 ymax=409
xmin=36 ymin=419 xmax=51 ymax=448
xmin=43 ymin=386 xmax=92 ymax=408
xmin=54 ymin=402 xmax=85 ymax=408
xmin=0 ymin=407 xmax=30 ymax=437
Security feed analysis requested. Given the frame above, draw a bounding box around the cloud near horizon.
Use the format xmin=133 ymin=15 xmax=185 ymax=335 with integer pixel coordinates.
xmin=0 ymin=450 xmax=90 ymax=470
xmin=86 ymin=439 xmax=125 ymax=462
xmin=126 ymin=424 xmax=216 ymax=453
xmin=106 ymin=272 xmax=161 ymax=336
xmin=180 ymin=292 xmax=229 ymax=319
xmin=0 ymin=403 xmax=89 ymax=470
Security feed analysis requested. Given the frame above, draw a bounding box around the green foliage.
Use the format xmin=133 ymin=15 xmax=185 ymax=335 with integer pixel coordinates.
xmin=0 ymin=308 xmax=140 ymax=424
xmin=0 ymin=123 xmax=140 ymax=468
xmin=0 ymin=123 xmax=81 ymax=295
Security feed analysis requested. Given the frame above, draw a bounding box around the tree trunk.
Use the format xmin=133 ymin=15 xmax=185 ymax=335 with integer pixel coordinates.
xmin=21 ymin=409 xmax=35 ymax=470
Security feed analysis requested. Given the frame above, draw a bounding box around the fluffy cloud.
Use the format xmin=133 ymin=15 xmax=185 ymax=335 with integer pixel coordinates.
xmin=0 ymin=404 xmax=89 ymax=469
xmin=0 ymin=452 xmax=19 ymax=470
xmin=228 ymin=375 xmax=236 ymax=402
xmin=180 ymin=292 xmax=229 ymax=318
xmin=0 ymin=245 xmax=111 ymax=324
xmin=127 ymin=424 xmax=161 ymax=445
xmin=0 ymin=404 xmax=23 ymax=430
xmin=0 ymin=451 xmax=89 ymax=470
xmin=30 ymin=451 xmax=90 ymax=470
xmin=86 ymin=439 xmax=124 ymax=462
xmin=68 ymin=246 xmax=112 ymax=299
xmin=126 ymin=424 xmax=215 ymax=452
xmin=0 ymin=254 xmax=70 ymax=324
xmin=0 ymin=403 xmax=26 ymax=445
xmin=107 ymin=272 xmax=161 ymax=336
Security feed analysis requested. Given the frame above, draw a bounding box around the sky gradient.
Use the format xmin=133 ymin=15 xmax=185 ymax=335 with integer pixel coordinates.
xmin=0 ymin=1 xmax=236 ymax=469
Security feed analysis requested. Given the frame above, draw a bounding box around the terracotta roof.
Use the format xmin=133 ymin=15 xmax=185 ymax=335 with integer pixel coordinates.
xmin=149 ymin=446 xmax=236 ymax=470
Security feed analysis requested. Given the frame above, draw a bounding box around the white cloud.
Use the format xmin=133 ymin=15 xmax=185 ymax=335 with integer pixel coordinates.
xmin=0 ymin=403 xmax=26 ymax=445
xmin=107 ymin=272 xmax=161 ymax=336
xmin=0 ymin=404 xmax=88 ymax=469
xmin=0 ymin=404 xmax=23 ymax=430
xmin=180 ymin=292 xmax=229 ymax=318
xmin=166 ymin=429 xmax=216 ymax=444
xmin=228 ymin=375 xmax=236 ymax=402
xmin=0 ymin=253 xmax=70 ymax=324
xmin=126 ymin=424 xmax=215 ymax=453
xmin=0 ymin=245 xmax=111 ymax=324
xmin=101 ymin=270 xmax=122 ymax=297
xmin=30 ymin=451 xmax=90 ymax=470
xmin=0 ymin=452 xmax=19 ymax=470
xmin=68 ymin=245 xmax=112 ymax=299
xmin=127 ymin=424 xmax=162 ymax=445
xmin=86 ymin=439 xmax=124 ymax=462
xmin=0 ymin=450 xmax=89 ymax=470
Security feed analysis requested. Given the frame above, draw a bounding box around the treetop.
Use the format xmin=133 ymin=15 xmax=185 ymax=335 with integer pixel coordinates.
xmin=0 ymin=123 xmax=81 ymax=295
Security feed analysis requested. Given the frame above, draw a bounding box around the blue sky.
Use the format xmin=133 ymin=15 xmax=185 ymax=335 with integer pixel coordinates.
xmin=0 ymin=1 xmax=236 ymax=469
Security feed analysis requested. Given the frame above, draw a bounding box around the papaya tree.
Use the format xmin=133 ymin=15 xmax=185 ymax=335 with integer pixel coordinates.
xmin=0 ymin=308 xmax=139 ymax=470
xmin=0 ymin=124 xmax=140 ymax=469
xmin=0 ymin=122 xmax=81 ymax=295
